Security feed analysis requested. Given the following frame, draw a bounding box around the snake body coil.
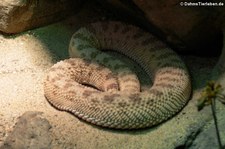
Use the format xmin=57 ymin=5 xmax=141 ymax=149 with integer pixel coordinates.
xmin=44 ymin=21 xmax=191 ymax=129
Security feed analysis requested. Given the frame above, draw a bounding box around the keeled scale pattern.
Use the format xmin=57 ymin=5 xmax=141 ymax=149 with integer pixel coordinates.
xmin=44 ymin=21 xmax=191 ymax=129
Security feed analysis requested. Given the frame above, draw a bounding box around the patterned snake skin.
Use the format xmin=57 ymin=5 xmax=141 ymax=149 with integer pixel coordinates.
xmin=44 ymin=21 xmax=192 ymax=129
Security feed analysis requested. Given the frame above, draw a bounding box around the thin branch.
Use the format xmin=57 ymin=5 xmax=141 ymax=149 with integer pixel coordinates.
xmin=211 ymin=98 xmax=223 ymax=149
xmin=217 ymin=97 xmax=225 ymax=104
xmin=217 ymin=93 xmax=225 ymax=98
xmin=217 ymin=94 xmax=225 ymax=104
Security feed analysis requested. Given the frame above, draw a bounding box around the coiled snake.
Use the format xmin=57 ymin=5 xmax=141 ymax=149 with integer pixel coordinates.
xmin=44 ymin=21 xmax=191 ymax=129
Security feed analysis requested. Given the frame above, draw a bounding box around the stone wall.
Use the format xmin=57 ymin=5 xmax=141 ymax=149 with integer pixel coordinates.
xmin=0 ymin=0 xmax=83 ymax=34
xmin=97 ymin=0 xmax=225 ymax=54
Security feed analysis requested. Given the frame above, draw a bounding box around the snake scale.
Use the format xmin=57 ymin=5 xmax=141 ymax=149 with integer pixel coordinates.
xmin=44 ymin=21 xmax=192 ymax=129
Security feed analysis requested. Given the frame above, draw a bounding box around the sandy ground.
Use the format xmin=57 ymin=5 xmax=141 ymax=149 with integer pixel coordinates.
xmin=0 ymin=3 xmax=223 ymax=149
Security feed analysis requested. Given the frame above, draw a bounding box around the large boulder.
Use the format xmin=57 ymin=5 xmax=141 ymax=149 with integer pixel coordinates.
xmin=0 ymin=0 xmax=83 ymax=34
xmin=0 ymin=111 xmax=52 ymax=149
xmin=97 ymin=0 xmax=225 ymax=54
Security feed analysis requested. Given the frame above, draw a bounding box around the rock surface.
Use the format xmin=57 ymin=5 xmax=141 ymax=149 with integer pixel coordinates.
xmin=188 ymin=102 xmax=225 ymax=149
xmin=213 ymin=26 xmax=225 ymax=79
xmin=97 ymin=0 xmax=225 ymax=55
xmin=0 ymin=0 xmax=83 ymax=34
xmin=0 ymin=111 xmax=52 ymax=149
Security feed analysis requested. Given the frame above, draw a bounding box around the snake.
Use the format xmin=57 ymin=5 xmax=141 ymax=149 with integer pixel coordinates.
xmin=43 ymin=21 xmax=192 ymax=129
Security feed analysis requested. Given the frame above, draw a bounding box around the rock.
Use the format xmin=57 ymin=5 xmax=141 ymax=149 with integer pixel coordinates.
xmin=0 ymin=0 xmax=83 ymax=34
xmin=96 ymin=0 xmax=225 ymax=55
xmin=187 ymin=102 xmax=225 ymax=149
xmin=213 ymin=25 xmax=225 ymax=80
xmin=0 ymin=111 xmax=52 ymax=149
